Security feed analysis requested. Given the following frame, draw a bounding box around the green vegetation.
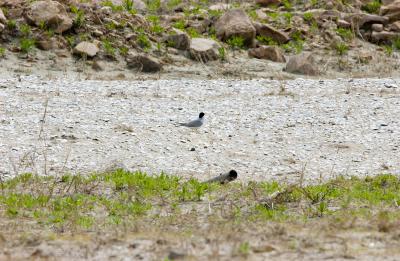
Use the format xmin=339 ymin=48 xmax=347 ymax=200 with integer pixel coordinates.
xmin=283 ymin=12 xmax=293 ymax=24
xmin=119 ymin=46 xmax=129 ymax=56
xmin=186 ymin=27 xmax=199 ymax=38
xmin=71 ymin=5 xmax=85 ymax=28
xmin=335 ymin=42 xmax=349 ymax=55
xmin=336 ymin=28 xmax=354 ymax=41
xmin=19 ymin=24 xmax=31 ymax=37
xmin=1 ymin=171 xmax=400 ymax=231
xmin=167 ymin=0 xmax=181 ymax=10
xmin=146 ymin=0 xmax=161 ymax=13
xmin=6 ymin=19 xmax=17 ymax=30
xmin=218 ymin=46 xmax=226 ymax=60
xmin=148 ymin=15 xmax=164 ymax=34
xmin=303 ymin=12 xmax=314 ymax=23
xmin=101 ymin=0 xmax=124 ymax=12
xmin=383 ymin=44 xmax=393 ymax=56
xmin=227 ymin=35 xmax=245 ymax=49
xmin=393 ymin=37 xmax=400 ymax=50
xmin=173 ymin=20 xmax=186 ymax=30
xmin=19 ymin=38 xmax=35 ymax=53
xmin=282 ymin=31 xmax=304 ymax=54
xmin=256 ymin=35 xmax=277 ymax=46
xmin=137 ymin=31 xmax=152 ymax=50
xmin=282 ymin=0 xmax=292 ymax=10
xmin=102 ymin=39 xmax=116 ymax=57
xmin=361 ymin=0 xmax=382 ymax=14
xmin=0 ymin=47 xmax=5 ymax=57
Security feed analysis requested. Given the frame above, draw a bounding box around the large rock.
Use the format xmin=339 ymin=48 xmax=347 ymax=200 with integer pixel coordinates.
xmin=0 ymin=8 xmax=7 ymax=24
xmin=189 ymin=38 xmax=220 ymax=63
xmin=126 ymin=54 xmax=162 ymax=72
xmin=380 ymin=0 xmax=400 ymax=22
xmin=248 ymin=46 xmax=286 ymax=63
xmin=285 ymin=52 xmax=319 ymax=76
xmin=73 ymin=41 xmax=99 ymax=57
xmin=164 ymin=28 xmax=190 ymax=50
xmin=255 ymin=0 xmax=281 ymax=6
xmin=371 ymin=30 xmax=400 ymax=42
xmin=388 ymin=20 xmax=400 ymax=31
xmin=215 ymin=9 xmax=256 ymax=46
xmin=344 ymin=13 xmax=389 ymax=29
xmin=26 ymin=1 xmax=73 ymax=33
xmin=253 ymin=22 xmax=290 ymax=44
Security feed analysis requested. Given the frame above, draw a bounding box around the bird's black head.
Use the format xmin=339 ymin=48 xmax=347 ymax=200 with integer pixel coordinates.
xmin=228 ymin=170 xmax=238 ymax=180
xmin=199 ymin=112 xmax=205 ymax=118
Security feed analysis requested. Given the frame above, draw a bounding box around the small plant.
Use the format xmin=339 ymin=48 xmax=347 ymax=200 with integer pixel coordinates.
xmin=303 ymin=12 xmax=314 ymax=23
xmin=167 ymin=0 xmax=181 ymax=10
xmin=19 ymin=24 xmax=31 ymax=37
xmin=227 ymin=35 xmax=245 ymax=49
xmin=267 ymin=12 xmax=279 ymax=21
xmin=102 ymin=39 xmax=116 ymax=57
xmin=361 ymin=0 xmax=382 ymax=14
xmin=383 ymin=45 xmax=393 ymax=56
xmin=137 ymin=32 xmax=151 ymax=50
xmin=335 ymin=42 xmax=349 ymax=55
xmin=282 ymin=0 xmax=292 ymax=10
xmin=238 ymin=242 xmax=250 ymax=255
xmin=123 ymin=0 xmax=134 ymax=11
xmin=248 ymin=10 xmax=257 ymax=20
xmin=0 ymin=47 xmax=6 ymax=58
xmin=105 ymin=22 xmax=117 ymax=31
xmin=218 ymin=47 xmax=226 ymax=60
xmin=336 ymin=28 xmax=353 ymax=41
xmin=256 ymin=35 xmax=277 ymax=45
xmin=283 ymin=12 xmax=293 ymax=24
xmin=38 ymin=21 xmax=47 ymax=31
xmin=65 ymin=35 xmax=75 ymax=49
xmin=146 ymin=0 xmax=161 ymax=13
xmin=186 ymin=27 xmax=199 ymax=38
xmin=71 ymin=5 xmax=85 ymax=28
xmin=19 ymin=38 xmax=35 ymax=53
xmin=101 ymin=0 xmax=124 ymax=11
xmin=6 ymin=19 xmax=17 ymax=30
xmin=148 ymin=15 xmax=164 ymax=34
xmin=209 ymin=9 xmax=223 ymax=19
xmin=393 ymin=37 xmax=400 ymax=50
xmin=119 ymin=46 xmax=129 ymax=56
xmin=173 ymin=20 xmax=186 ymax=30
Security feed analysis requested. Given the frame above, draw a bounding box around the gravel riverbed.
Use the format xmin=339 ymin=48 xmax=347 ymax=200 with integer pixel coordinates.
xmin=1 ymin=75 xmax=399 ymax=183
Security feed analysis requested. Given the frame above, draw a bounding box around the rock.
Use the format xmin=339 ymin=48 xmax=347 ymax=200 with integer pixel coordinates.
xmin=92 ymin=60 xmax=104 ymax=71
xmin=209 ymin=3 xmax=231 ymax=11
xmin=164 ymin=28 xmax=190 ymax=50
xmin=372 ymin=23 xmax=384 ymax=32
xmin=380 ymin=0 xmax=400 ymax=22
xmin=36 ymin=38 xmax=57 ymax=50
xmin=189 ymin=38 xmax=220 ymax=63
xmin=285 ymin=52 xmax=319 ymax=76
xmin=73 ymin=41 xmax=99 ymax=57
xmin=255 ymin=0 xmax=281 ymax=7
xmin=0 ymin=23 xmax=4 ymax=32
xmin=344 ymin=13 xmax=389 ymax=30
xmin=168 ymin=250 xmax=186 ymax=260
xmin=253 ymin=22 xmax=290 ymax=44
xmin=26 ymin=1 xmax=73 ymax=33
xmin=388 ymin=20 xmax=400 ymax=31
xmin=371 ymin=30 xmax=400 ymax=42
xmin=126 ymin=54 xmax=162 ymax=72
xmin=0 ymin=8 xmax=7 ymax=24
xmin=255 ymin=9 xmax=269 ymax=20
xmin=337 ymin=19 xmax=351 ymax=28
xmin=215 ymin=9 xmax=256 ymax=46
xmin=248 ymin=46 xmax=286 ymax=63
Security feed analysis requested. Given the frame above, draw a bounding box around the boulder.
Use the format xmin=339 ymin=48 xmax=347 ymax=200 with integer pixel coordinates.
xmin=0 ymin=8 xmax=7 ymax=24
xmin=36 ymin=38 xmax=58 ymax=50
xmin=285 ymin=52 xmax=319 ymax=76
xmin=164 ymin=28 xmax=190 ymax=50
xmin=253 ymin=22 xmax=290 ymax=44
xmin=215 ymin=9 xmax=256 ymax=46
xmin=255 ymin=0 xmax=281 ymax=6
xmin=371 ymin=30 xmax=400 ymax=42
xmin=73 ymin=41 xmax=99 ymax=57
xmin=388 ymin=20 xmax=400 ymax=31
xmin=344 ymin=13 xmax=389 ymax=29
xmin=26 ymin=1 xmax=73 ymax=33
xmin=255 ymin=9 xmax=268 ymax=20
xmin=380 ymin=0 xmax=400 ymax=22
xmin=372 ymin=23 xmax=384 ymax=32
xmin=248 ymin=46 xmax=286 ymax=63
xmin=189 ymin=38 xmax=220 ymax=63
xmin=126 ymin=54 xmax=162 ymax=72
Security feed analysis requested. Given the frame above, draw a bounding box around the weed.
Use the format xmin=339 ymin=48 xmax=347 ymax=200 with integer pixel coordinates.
xmin=146 ymin=0 xmax=161 ymax=13
xmin=137 ymin=32 xmax=151 ymax=49
xmin=303 ymin=12 xmax=314 ymax=23
xmin=119 ymin=46 xmax=129 ymax=56
xmin=102 ymin=39 xmax=116 ymax=57
xmin=256 ymin=35 xmax=278 ymax=46
xmin=393 ymin=37 xmax=400 ymax=50
xmin=218 ymin=47 xmax=226 ymax=60
xmin=19 ymin=38 xmax=35 ymax=53
xmin=101 ymin=0 xmax=124 ymax=12
xmin=267 ymin=12 xmax=279 ymax=21
xmin=336 ymin=28 xmax=353 ymax=41
xmin=282 ymin=0 xmax=292 ymax=10
xmin=248 ymin=10 xmax=258 ymax=20
xmin=19 ymin=24 xmax=31 ymax=37
xmin=71 ymin=5 xmax=85 ymax=28
xmin=209 ymin=9 xmax=223 ymax=19
xmin=383 ymin=45 xmax=393 ymax=56
xmin=6 ymin=19 xmax=17 ymax=30
xmin=65 ymin=35 xmax=75 ymax=49
xmin=123 ymin=0 xmax=134 ymax=11
xmin=361 ymin=0 xmax=381 ymax=14
xmin=238 ymin=242 xmax=250 ymax=255
xmin=148 ymin=15 xmax=164 ymax=34
xmin=335 ymin=42 xmax=349 ymax=55
xmin=38 ymin=21 xmax=47 ymax=31
xmin=167 ymin=0 xmax=181 ymax=10
xmin=283 ymin=12 xmax=293 ymax=24
xmin=0 ymin=47 xmax=5 ymax=58
xmin=173 ymin=20 xmax=186 ymax=30
xmin=227 ymin=35 xmax=245 ymax=49
xmin=186 ymin=27 xmax=199 ymax=38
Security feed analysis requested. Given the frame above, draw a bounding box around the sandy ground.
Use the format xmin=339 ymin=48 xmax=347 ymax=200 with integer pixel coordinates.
xmin=1 ymin=75 xmax=399 ymax=183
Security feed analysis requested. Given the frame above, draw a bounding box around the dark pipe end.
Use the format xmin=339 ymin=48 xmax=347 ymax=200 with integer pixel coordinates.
xmin=228 ymin=170 xmax=238 ymax=180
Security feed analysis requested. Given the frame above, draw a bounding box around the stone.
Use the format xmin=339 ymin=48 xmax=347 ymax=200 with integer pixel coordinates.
xmin=0 ymin=23 xmax=4 ymax=32
xmin=344 ymin=13 xmax=389 ymax=30
xmin=73 ymin=41 xmax=99 ymax=57
xmin=92 ymin=60 xmax=104 ymax=71
xmin=372 ymin=23 xmax=384 ymax=32
xmin=126 ymin=54 xmax=162 ymax=72
xmin=36 ymin=38 xmax=57 ymax=50
xmin=388 ymin=20 xmax=400 ymax=31
xmin=253 ymin=22 xmax=290 ymax=44
xmin=337 ymin=19 xmax=351 ymax=28
xmin=209 ymin=3 xmax=231 ymax=11
xmin=26 ymin=1 xmax=73 ymax=33
xmin=0 ymin=8 xmax=7 ymax=24
xmin=380 ymin=0 xmax=400 ymax=22
xmin=255 ymin=9 xmax=269 ymax=20
xmin=285 ymin=52 xmax=319 ymax=76
xmin=371 ymin=30 xmax=400 ymax=42
xmin=215 ymin=9 xmax=256 ymax=46
xmin=248 ymin=46 xmax=286 ymax=63
xmin=255 ymin=0 xmax=281 ymax=7
xmin=164 ymin=28 xmax=190 ymax=50
xmin=189 ymin=38 xmax=220 ymax=63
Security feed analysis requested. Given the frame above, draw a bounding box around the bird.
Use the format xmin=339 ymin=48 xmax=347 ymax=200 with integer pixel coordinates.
xmin=178 ymin=112 xmax=205 ymax=128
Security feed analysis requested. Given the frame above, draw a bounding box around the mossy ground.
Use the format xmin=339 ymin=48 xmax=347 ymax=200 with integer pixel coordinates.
xmin=1 ymin=171 xmax=400 ymax=259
